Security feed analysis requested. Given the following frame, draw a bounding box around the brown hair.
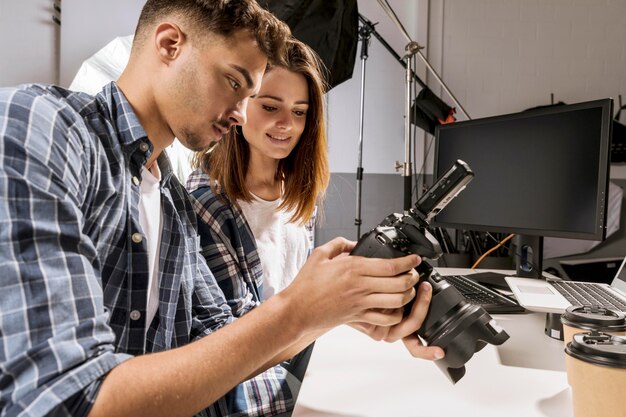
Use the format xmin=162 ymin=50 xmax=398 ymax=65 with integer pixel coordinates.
xmin=193 ymin=38 xmax=330 ymax=225
xmin=133 ymin=0 xmax=291 ymax=65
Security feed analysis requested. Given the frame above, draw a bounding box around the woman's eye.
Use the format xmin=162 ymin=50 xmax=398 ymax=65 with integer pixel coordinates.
xmin=294 ymin=110 xmax=307 ymax=117
xmin=262 ymin=105 xmax=277 ymax=112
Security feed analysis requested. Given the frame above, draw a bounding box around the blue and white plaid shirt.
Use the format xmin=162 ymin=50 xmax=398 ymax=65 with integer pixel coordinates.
xmin=187 ymin=170 xmax=318 ymax=416
xmin=186 ymin=169 xmax=316 ymax=315
xmin=187 ymin=170 xmax=265 ymax=315
xmin=0 ymin=82 xmax=286 ymax=417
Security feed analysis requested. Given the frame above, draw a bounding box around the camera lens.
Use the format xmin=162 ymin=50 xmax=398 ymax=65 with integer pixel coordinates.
xmin=414 ymin=269 xmax=509 ymax=383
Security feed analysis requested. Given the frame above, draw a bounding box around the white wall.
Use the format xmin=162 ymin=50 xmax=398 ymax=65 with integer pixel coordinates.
xmin=0 ymin=0 xmax=144 ymax=88
xmin=0 ymin=0 xmax=58 ymax=86
xmin=3 ymin=0 xmax=624 ymax=178
xmin=60 ymin=0 xmax=145 ymax=87
xmin=426 ymin=0 xmax=626 ymax=179
xmin=429 ymin=0 xmax=626 ymax=119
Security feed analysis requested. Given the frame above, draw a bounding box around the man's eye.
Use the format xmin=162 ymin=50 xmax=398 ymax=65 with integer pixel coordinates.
xmin=262 ymin=105 xmax=277 ymax=112
xmin=229 ymin=79 xmax=240 ymax=90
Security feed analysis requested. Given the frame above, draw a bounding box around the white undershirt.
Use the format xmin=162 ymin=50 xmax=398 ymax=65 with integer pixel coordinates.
xmin=239 ymin=194 xmax=311 ymax=299
xmin=138 ymin=164 xmax=163 ymax=330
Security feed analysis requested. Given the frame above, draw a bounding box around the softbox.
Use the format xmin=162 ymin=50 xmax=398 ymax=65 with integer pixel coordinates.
xmin=262 ymin=0 xmax=358 ymax=89
xmin=411 ymin=87 xmax=457 ymax=135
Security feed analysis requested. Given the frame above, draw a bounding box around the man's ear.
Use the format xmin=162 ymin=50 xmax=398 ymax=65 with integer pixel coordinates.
xmin=154 ymin=22 xmax=186 ymax=63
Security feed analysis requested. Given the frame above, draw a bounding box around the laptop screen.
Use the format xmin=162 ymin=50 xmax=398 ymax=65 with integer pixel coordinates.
xmin=612 ymin=256 xmax=626 ymax=293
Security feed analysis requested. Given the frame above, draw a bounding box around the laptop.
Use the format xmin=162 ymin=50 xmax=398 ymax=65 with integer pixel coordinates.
xmin=504 ymin=256 xmax=626 ymax=314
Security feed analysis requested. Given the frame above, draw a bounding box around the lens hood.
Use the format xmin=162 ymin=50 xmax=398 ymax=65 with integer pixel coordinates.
xmin=430 ymin=304 xmax=509 ymax=383
xmin=417 ymin=273 xmax=510 ymax=383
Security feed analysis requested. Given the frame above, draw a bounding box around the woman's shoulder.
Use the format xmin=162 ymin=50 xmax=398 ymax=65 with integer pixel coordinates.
xmin=186 ymin=167 xmax=213 ymax=194
xmin=187 ymin=169 xmax=237 ymax=221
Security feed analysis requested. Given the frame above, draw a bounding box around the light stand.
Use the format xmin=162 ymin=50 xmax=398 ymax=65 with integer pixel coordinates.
xmin=354 ymin=20 xmax=374 ymax=239
xmin=402 ymin=42 xmax=421 ymax=212
xmin=374 ymin=0 xmax=470 ymax=212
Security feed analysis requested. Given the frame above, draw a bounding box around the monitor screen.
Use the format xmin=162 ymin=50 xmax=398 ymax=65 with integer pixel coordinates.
xmin=433 ymin=99 xmax=613 ymax=241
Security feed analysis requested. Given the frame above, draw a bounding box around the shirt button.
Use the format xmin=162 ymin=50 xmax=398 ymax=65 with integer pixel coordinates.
xmin=132 ymin=176 xmax=140 ymax=186
xmin=129 ymin=310 xmax=141 ymax=321
xmin=132 ymin=233 xmax=143 ymax=243
xmin=139 ymin=142 xmax=150 ymax=152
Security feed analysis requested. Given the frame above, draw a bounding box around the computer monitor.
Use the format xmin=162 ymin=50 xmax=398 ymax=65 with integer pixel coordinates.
xmin=433 ymin=98 xmax=613 ymax=278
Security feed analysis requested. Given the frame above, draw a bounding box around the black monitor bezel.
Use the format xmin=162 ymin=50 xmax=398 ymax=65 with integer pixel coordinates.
xmin=432 ymin=98 xmax=613 ymax=241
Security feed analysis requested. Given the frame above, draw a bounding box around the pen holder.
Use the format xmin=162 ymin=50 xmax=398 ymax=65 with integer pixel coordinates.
xmin=544 ymin=312 xmax=564 ymax=340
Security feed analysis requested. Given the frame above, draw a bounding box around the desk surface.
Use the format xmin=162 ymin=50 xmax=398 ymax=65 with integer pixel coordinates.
xmin=293 ymin=268 xmax=573 ymax=417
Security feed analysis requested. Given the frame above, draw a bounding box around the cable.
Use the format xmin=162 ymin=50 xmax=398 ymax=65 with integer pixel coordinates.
xmin=470 ymin=233 xmax=515 ymax=269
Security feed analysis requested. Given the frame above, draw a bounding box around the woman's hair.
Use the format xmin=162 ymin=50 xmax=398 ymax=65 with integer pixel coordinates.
xmin=133 ymin=0 xmax=290 ymax=65
xmin=193 ymin=38 xmax=330 ymax=225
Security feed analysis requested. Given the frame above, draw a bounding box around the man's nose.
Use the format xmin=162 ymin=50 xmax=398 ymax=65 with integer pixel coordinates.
xmin=228 ymin=98 xmax=248 ymax=126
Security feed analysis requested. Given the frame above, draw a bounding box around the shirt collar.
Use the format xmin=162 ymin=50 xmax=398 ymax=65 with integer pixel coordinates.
xmin=157 ymin=151 xmax=175 ymax=184
xmin=96 ymin=82 xmax=179 ymax=185
xmin=97 ymin=82 xmax=155 ymax=172
xmin=185 ymin=168 xmax=212 ymax=193
xmin=98 ymin=82 xmax=150 ymax=148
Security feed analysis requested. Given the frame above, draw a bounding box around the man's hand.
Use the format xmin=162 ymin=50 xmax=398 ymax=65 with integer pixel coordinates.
xmin=350 ymin=281 xmax=445 ymax=361
xmin=279 ymin=237 xmax=422 ymax=333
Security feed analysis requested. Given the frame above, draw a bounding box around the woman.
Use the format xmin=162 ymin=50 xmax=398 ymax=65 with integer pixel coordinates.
xmin=187 ymin=38 xmax=329 ymax=313
xmin=186 ymin=38 xmax=329 ymax=415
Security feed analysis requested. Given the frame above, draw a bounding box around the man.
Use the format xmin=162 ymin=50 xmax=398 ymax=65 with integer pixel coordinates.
xmin=0 ymin=1 xmax=443 ymax=416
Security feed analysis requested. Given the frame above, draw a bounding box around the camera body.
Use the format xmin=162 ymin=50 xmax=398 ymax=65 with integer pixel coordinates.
xmin=352 ymin=159 xmax=473 ymax=289
xmin=351 ymin=160 xmax=510 ymax=383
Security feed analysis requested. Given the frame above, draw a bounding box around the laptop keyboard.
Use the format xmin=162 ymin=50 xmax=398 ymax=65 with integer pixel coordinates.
xmin=443 ymin=275 xmax=525 ymax=313
xmin=551 ymin=281 xmax=626 ymax=311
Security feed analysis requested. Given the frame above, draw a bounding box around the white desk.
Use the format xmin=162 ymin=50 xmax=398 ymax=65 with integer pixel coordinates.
xmin=293 ymin=268 xmax=573 ymax=417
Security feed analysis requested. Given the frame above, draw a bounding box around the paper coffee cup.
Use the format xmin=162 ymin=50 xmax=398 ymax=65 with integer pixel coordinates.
xmin=560 ymin=305 xmax=626 ymax=345
xmin=565 ymin=332 xmax=626 ymax=417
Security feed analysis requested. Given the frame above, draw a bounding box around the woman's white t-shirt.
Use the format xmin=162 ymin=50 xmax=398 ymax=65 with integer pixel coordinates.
xmin=239 ymin=195 xmax=313 ymax=299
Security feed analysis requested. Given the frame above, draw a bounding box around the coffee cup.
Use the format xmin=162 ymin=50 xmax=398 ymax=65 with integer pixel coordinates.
xmin=565 ymin=332 xmax=626 ymax=417
xmin=560 ymin=305 xmax=626 ymax=345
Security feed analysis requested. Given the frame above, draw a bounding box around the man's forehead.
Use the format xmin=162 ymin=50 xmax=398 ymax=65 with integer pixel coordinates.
xmin=223 ymin=33 xmax=266 ymax=68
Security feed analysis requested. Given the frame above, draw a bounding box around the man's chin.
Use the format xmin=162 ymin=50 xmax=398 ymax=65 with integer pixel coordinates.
xmin=178 ymin=137 xmax=215 ymax=152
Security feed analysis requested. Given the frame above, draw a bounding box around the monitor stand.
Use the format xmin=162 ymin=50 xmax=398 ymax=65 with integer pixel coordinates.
xmin=514 ymin=235 xmax=544 ymax=278
xmin=514 ymin=235 xmax=563 ymax=340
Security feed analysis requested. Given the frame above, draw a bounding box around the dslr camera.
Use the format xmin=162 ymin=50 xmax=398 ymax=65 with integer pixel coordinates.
xmin=351 ymin=160 xmax=509 ymax=383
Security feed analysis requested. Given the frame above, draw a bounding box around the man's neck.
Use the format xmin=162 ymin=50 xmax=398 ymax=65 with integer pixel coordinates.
xmin=117 ymin=65 xmax=175 ymax=169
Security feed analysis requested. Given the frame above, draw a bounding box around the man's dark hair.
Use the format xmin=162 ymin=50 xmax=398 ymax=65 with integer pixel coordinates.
xmin=134 ymin=0 xmax=290 ymax=64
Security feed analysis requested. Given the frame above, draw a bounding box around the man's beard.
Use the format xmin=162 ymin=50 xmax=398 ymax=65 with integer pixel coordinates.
xmin=179 ymin=129 xmax=206 ymax=152
xmin=182 ymin=119 xmax=232 ymax=151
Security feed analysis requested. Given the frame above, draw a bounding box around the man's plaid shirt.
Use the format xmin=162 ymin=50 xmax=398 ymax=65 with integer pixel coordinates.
xmin=0 ymin=82 xmax=289 ymax=417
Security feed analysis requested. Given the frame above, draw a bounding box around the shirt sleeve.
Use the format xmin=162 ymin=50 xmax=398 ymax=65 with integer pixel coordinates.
xmin=191 ymin=188 xmax=260 ymax=317
xmin=189 ymin=234 xmax=235 ymax=340
xmin=0 ymin=90 xmax=131 ymax=416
